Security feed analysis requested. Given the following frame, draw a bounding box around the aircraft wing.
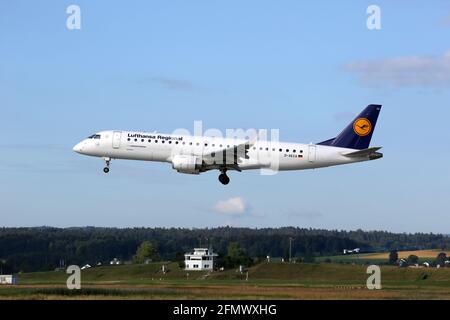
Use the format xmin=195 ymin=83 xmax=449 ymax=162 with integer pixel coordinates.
xmin=201 ymin=141 xmax=255 ymax=171
xmin=342 ymin=147 xmax=383 ymax=159
xmin=202 ymin=141 xmax=254 ymax=159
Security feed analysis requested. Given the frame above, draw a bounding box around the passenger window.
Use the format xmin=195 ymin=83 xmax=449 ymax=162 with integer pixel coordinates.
xmin=293 ymin=150 xmax=296 ymax=153
xmin=127 ymin=138 xmax=130 ymax=141
xmin=148 ymin=139 xmax=151 ymax=143
xmin=279 ymin=148 xmax=282 ymax=152
xmin=169 ymin=141 xmax=172 ymax=144
xmin=141 ymin=139 xmax=144 ymax=142
xmin=286 ymin=149 xmax=289 ymax=152
xmin=134 ymin=139 xmax=137 ymax=142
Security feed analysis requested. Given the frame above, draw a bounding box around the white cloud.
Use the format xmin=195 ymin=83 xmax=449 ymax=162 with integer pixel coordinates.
xmin=213 ymin=197 xmax=247 ymax=216
xmin=343 ymin=50 xmax=450 ymax=88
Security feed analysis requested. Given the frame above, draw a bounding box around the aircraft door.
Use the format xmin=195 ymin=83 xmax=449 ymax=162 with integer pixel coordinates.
xmin=112 ymin=131 xmax=121 ymax=149
xmin=308 ymin=145 xmax=316 ymax=162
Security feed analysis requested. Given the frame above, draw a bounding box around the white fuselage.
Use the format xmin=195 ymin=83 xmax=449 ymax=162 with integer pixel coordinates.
xmin=73 ymin=130 xmax=370 ymax=173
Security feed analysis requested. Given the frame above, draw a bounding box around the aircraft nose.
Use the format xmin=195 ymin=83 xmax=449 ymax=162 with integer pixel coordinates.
xmin=73 ymin=142 xmax=83 ymax=153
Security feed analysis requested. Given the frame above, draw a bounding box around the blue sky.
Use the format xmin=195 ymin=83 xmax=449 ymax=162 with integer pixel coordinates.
xmin=1 ymin=1 xmax=450 ymax=233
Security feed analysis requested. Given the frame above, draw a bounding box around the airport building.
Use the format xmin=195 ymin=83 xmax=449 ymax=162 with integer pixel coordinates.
xmin=184 ymin=248 xmax=218 ymax=271
xmin=0 ymin=275 xmax=17 ymax=285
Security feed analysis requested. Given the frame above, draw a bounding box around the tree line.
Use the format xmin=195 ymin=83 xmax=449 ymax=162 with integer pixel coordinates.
xmin=0 ymin=226 xmax=448 ymax=273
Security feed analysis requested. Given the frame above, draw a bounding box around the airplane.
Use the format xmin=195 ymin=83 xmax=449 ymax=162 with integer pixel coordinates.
xmin=73 ymin=104 xmax=382 ymax=185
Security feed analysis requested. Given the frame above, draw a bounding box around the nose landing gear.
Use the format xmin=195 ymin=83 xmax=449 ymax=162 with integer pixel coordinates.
xmin=218 ymin=170 xmax=230 ymax=185
xmin=103 ymin=157 xmax=111 ymax=174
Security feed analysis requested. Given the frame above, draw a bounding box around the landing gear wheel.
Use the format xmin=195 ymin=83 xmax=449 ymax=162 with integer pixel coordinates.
xmin=103 ymin=157 xmax=111 ymax=174
xmin=218 ymin=173 xmax=230 ymax=185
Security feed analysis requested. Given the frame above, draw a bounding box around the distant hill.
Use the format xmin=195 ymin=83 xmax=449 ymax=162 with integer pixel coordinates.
xmin=0 ymin=227 xmax=448 ymax=273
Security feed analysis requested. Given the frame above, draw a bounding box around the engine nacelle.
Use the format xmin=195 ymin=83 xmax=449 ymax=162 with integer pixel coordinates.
xmin=171 ymin=155 xmax=201 ymax=174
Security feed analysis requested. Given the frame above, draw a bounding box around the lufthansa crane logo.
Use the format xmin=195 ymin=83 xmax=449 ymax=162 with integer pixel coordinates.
xmin=353 ymin=118 xmax=372 ymax=136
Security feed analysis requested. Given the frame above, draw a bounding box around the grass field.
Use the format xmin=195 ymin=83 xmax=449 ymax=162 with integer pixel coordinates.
xmin=362 ymin=250 xmax=449 ymax=260
xmin=316 ymin=249 xmax=448 ymax=265
xmin=1 ymin=261 xmax=449 ymax=300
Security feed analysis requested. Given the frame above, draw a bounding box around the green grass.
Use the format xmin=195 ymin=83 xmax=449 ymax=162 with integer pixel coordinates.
xmin=316 ymin=253 xmax=386 ymax=265
xmin=316 ymin=253 xmax=435 ymax=265
xmin=209 ymin=262 xmax=450 ymax=286
xmin=18 ymin=262 xmax=208 ymax=285
xmin=4 ymin=262 xmax=449 ymax=299
xmin=16 ymin=262 xmax=450 ymax=286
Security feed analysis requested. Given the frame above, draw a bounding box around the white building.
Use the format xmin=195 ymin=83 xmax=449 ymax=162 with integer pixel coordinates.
xmin=184 ymin=248 xmax=218 ymax=271
xmin=0 ymin=275 xmax=17 ymax=285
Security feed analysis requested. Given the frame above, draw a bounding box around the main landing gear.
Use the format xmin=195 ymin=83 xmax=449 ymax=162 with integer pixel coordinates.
xmin=218 ymin=170 xmax=230 ymax=185
xmin=103 ymin=157 xmax=111 ymax=174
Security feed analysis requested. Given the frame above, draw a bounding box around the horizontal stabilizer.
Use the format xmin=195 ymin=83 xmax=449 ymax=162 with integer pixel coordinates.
xmin=342 ymin=147 xmax=382 ymax=159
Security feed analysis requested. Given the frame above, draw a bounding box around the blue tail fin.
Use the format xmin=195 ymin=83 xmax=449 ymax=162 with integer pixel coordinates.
xmin=318 ymin=104 xmax=382 ymax=150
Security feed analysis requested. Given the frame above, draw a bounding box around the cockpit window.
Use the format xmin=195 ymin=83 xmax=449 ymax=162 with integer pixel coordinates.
xmin=87 ymin=134 xmax=101 ymax=139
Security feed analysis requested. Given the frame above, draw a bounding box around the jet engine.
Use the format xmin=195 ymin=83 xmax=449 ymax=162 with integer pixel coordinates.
xmin=171 ymin=155 xmax=201 ymax=174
